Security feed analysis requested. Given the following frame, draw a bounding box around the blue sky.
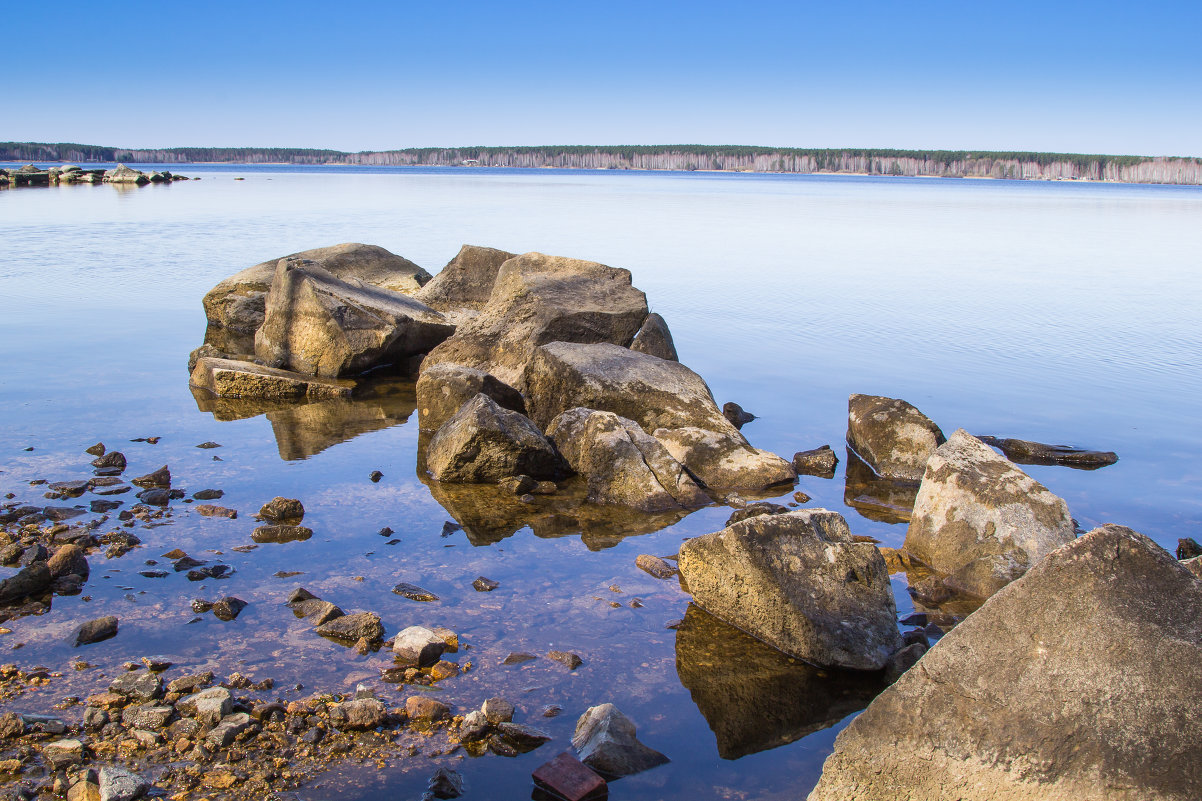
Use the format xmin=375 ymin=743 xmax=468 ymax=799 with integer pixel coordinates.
xmin=7 ymin=0 xmax=1200 ymax=155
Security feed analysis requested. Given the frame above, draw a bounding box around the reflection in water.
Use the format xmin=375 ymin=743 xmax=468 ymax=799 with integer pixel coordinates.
xmin=191 ymin=377 xmax=416 ymax=460
xmin=674 ymin=604 xmax=885 ymax=759
xmin=843 ymin=448 xmax=918 ymax=524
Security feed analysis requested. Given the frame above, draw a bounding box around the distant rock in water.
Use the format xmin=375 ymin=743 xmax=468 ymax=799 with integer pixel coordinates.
xmin=976 ymin=435 xmax=1118 ymax=469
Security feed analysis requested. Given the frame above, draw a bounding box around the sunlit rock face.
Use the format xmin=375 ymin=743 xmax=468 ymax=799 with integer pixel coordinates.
xmin=846 ymin=394 xmax=945 ymax=482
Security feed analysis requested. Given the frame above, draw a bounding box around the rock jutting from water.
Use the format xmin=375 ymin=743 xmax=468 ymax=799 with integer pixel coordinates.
xmin=846 ymin=394 xmax=945 ymax=482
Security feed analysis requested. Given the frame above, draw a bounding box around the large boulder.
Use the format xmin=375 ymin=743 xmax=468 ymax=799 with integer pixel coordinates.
xmin=547 ymin=408 xmax=709 ymax=511
xmin=202 ymin=243 xmax=433 ymax=338
xmin=415 ymin=363 xmax=526 ymax=433
xmin=525 ymin=342 xmax=793 ymax=492
xmin=103 ymin=164 xmax=148 ymax=185
xmin=420 ymin=252 xmax=649 ymax=389
xmin=677 ymin=509 xmax=902 ymax=670
xmin=572 ymin=703 xmax=669 ymax=778
xmin=190 ymin=356 xmax=353 ymax=400
xmin=426 ymin=394 xmax=568 ymax=483
xmin=903 ymin=429 xmax=1075 ymax=599
xmin=808 ymin=525 xmax=1202 ymax=801
xmin=254 ymin=258 xmax=454 ymax=378
xmin=846 ymin=394 xmax=945 ymax=482
xmin=414 ymin=244 xmax=515 ymax=317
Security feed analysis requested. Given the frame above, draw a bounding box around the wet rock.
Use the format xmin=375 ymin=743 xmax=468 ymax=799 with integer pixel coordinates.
xmin=293 ymin=599 xmax=344 ymax=625
xmin=392 ymin=626 xmax=447 ymax=667
xmin=405 ymin=695 xmax=450 ymax=722
xmin=635 ymin=554 xmax=677 ymax=579
xmin=497 ymin=721 xmax=552 ymax=750
xmin=195 ymin=504 xmax=237 ymax=519
xmin=0 ymin=563 xmax=52 ymax=604
xmin=977 ymin=435 xmax=1118 ymax=469
xmin=427 ymin=394 xmax=569 ymax=483
xmin=721 ymin=401 xmax=756 ymax=429
xmin=196 ymin=442 xmax=222 ymax=449
xmin=190 ymin=356 xmax=354 ymax=400
xmin=120 ymin=703 xmax=173 ymax=730
xmin=724 ymin=501 xmax=788 ymax=527
xmin=482 ymin=696 xmax=515 ymax=724
xmin=0 ymin=713 xmax=22 ymax=739
xmin=258 ymin=496 xmax=305 ymax=524
xmin=49 ymin=480 xmax=91 ymax=497
xmin=842 ymin=447 xmax=919 ymax=524
xmin=177 ymin=687 xmax=232 ymax=725
xmin=472 ymin=576 xmax=499 ymax=592
xmin=1177 ymin=538 xmax=1202 ymax=560
xmin=103 ymin=164 xmax=150 ymax=185
xmin=43 ymin=738 xmax=84 ymax=768
xmin=459 ymin=710 xmax=489 ymax=741
xmin=211 ymin=596 xmax=248 ymax=621
xmin=883 ymin=642 xmax=928 ymax=683
xmin=628 ymin=311 xmax=678 ymax=361
xmin=503 ymin=652 xmax=537 ymax=666
xmin=254 ymin=257 xmax=453 ymax=378
xmin=677 ymin=508 xmax=902 ymax=670
xmin=526 ymin=342 xmax=794 ymax=492
xmin=416 ymin=363 xmax=528 ymax=433
xmin=97 ymin=765 xmax=147 ymax=801
xmin=18 ymin=542 xmax=49 ymax=566
xmin=44 ymin=505 xmax=87 ymax=521
xmin=172 ymin=555 xmax=205 ymax=571
xmin=792 ymin=445 xmax=839 ymax=478
xmin=316 ymin=612 xmax=383 ymax=643
xmin=572 ymin=703 xmax=669 ymax=778
xmin=187 ymin=564 xmax=233 ymax=581
xmin=904 ymin=429 xmax=1076 ymax=600
xmin=90 ymin=500 xmax=122 ymax=513
xmin=109 ymin=671 xmax=162 ymax=701
xmin=547 ymin=407 xmax=709 ymax=511
xmin=90 ymin=451 xmax=126 ymax=470
xmin=533 ymin=751 xmax=608 ymax=801
xmin=86 ymin=443 xmax=106 ymax=457
xmin=252 ymin=525 xmax=312 ymax=544
xmin=205 ymin=712 xmax=251 ymax=748
xmin=393 ymin=582 xmax=439 ymax=602
xmin=427 ymin=766 xmax=464 ymax=799
xmin=809 ymin=525 xmax=1202 ymax=801
xmin=330 ymin=698 xmax=386 ymax=731
xmin=131 ymin=465 xmax=171 ymax=489
xmin=136 ymin=489 xmax=172 ymax=506
xmin=846 ymin=394 xmax=945 ymax=482
xmin=369 ymin=470 xmax=383 ymax=482
xmin=548 ymin=650 xmax=583 ymax=670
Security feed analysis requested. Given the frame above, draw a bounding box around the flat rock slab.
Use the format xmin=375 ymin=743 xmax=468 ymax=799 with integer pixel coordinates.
xmin=533 ymin=752 xmax=608 ymax=801
xmin=191 ymin=356 xmax=353 ymax=400
xmin=808 ymin=525 xmax=1202 ymax=801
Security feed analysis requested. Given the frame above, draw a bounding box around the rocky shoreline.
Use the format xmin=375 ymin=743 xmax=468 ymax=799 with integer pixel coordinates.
xmin=0 ymin=164 xmax=190 ymax=189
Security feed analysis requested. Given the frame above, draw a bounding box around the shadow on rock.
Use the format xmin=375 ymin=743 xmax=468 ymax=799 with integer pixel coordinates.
xmin=843 ymin=448 xmax=918 ymax=524
xmin=674 ymin=603 xmax=886 ymax=759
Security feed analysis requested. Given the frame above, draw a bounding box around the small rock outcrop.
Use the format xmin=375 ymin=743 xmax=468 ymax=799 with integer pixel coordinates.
xmin=977 ymin=435 xmax=1118 ymax=470
xmin=547 ymin=407 xmax=709 ymax=511
xmin=572 ymin=703 xmax=669 ymax=778
xmin=903 ymin=429 xmax=1075 ymax=599
xmin=677 ymin=509 xmax=902 ymax=670
xmin=190 ymin=357 xmax=353 ymax=400
xmin=846 ymin=394 xmax=945 ymax=481
xmin=426 ymin=394 xmax=569 ymax=483
xmin=414 ymin=244 xmax=515 ymax=316
xmin=792 ymin=445 xmax=839 ymax=478
xmin=808 ymin=525 xmax=1202 ymax=801
xmin=415 ymin=363 xmax=526 ymax=433
xmin=254 ymin=258 xmax=454 ymax=378
xmin=628 ymin=312 xmax=678 ymax=361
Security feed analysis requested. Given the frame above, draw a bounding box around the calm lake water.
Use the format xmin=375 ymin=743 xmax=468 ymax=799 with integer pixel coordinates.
xmin=1 ymin=165 xmax=1200 ymax=799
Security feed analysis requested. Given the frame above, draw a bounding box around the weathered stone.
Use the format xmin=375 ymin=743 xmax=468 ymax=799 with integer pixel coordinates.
xmin=177 ymin=687 xmax=231 ymax=726
xmin=258 ymin=496 xmax=304 ymax=524
xmin=628 ymin=312 xmax=678 ymax=361
xmin=809 ymin=525 xmax=1202 ymax=801
xmin=721 ymin=401 xmax=756 ymax=429
xmin=254 ymin=258 xmax=453 ymax=378
xmin=472 ymin=575 xmax=499 ymax=591
xmin=427 ymin=394 xmax=568 ymax=483
xmin=91 ymin=451 xmax=126 ymax=470
xmin=211 ymin=596 xmax=247 ymax=621
xmin=205 ymin=712 xmax=251 ymax=748
xmin=903 ymin=429 xmax=1076 ymax=599
xmin=846 ymin=394 xmax=945 ymax=482
xmin=547 ymin=407 xmax=709 ymax=511
xmin=252 ymin=524 xmax=312 ymax=543
xmin=977 ymin=435 xmax=1118 ymax=469
xmin=120 ymin=703 xmax=173 ymax=730
xmin=97 ymin=765 xmax=147 ymax=801
xmin=481 ymin=696 xmax=515 ymax=724
xmin=103 ymin=164 xmax=149 ymax=185
xmin=43 ymin=738 xmax=84 ymax=768
xmin=131 ymin=465 xmax=171 ymax=488
xmin=393 ymin=582 xmax=439 ymax=602
xmin=415 ymin=244 xmax=516 ymax=315
xmin=166 ymin=672 xmax=213 ymax=695
xmin=316 ymin=612 xmax=383 ymax=643
xmin=190 ymin=356 xmax=354 ymax=400
xmin=533 ymin=751 xmax=608 ymax=801
xmin=203 ymin=242 xmax=433 ymax=338
xmin=1181 ymin=556 xmax=1202 ymax=580
xmin=548 ymin=650 xmax=583 ymax=670
xmin=427 ymin=766 xmax=465 ymax=799
xmin=635 ymin=554 xmax=677 ymax=579
xmin=415 ymin=363 xmax=527 ymax=432
xmin=71 ymin=615 xmax=118 ymax=646
xmin=497 ymin=721 xmax=552 ymax=749
xmin=792 ymin=445 xmax=839 ymax=478
xmin=1 ymin=561 xmax=53 ymax=604
xmin=458 ymin=710 xmax=489 ymax=741
xmin=392 ymin=626 xmax=447 ymax=667
xmin=293 ymin=598 xmax=343 ymax=625
xmin=86 ymin=442 xmax=106 ymax=457
xmin=405 ymin=695 xmax=450 ymax=721
xmin=724 ymin=501 xmax=788 ymax=527
xmin=330 ymin=698 xmax=386 ymax=731
xmin=572 ymin=703 xmax=668 ymax=778
xmin=109 ymin=671 xmax=162 ymax=701
xmin=135 ymin=488 xmax=172 ymax=506
xmin=677 ymin=509 xmax=902 ymax=670
xmin=526 ymin=342 xmax=794 ymax=491
xmin=195 ymin=504 xmax=237 ymax=519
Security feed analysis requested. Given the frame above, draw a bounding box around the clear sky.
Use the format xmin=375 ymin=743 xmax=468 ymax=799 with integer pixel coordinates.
xmin=7 ymin=0 xmax=1200 ymax=156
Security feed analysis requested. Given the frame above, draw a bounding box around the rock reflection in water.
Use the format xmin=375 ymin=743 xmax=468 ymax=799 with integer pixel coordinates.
xmin=190 ymin=377 xmax=416 ymax=460
xmin=674 ymin=604 xmax=885 ymax=759
xmin=843 ymin=448 xmax=918 ymax=524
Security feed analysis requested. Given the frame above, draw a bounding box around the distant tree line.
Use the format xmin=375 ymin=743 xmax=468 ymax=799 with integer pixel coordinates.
xmin=3 ymin=142 xmax=1200 ymax=184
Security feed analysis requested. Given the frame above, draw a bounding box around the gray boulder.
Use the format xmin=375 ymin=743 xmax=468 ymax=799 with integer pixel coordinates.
xmin=629 ymin=312 xmax=678 ymax=361
xmin=102 ymin=164 xmax=148 ymax=185
xmin=415 ymin=363 xmax=526 ymax=433
xmin=98 ymin=765 xmax=148 ymax=801
xmin=903 ymin=429 xmax=1075 ymax=599
xmin=426 ymin=394 xmax=568 ymax=483
xmin=190 ymin=356 xmax=354 ymax=400
xmin=677 ymin=509 xmax=902 ymax=670
xmin=808 ymin=525 xmax=1202 ymax=801
xmin=420 ymin=251 xmax=649 ymax=389
xmin=203 ymin=242 xmax=433 ymax=338
xmin=392 ymin=625 xmax=447 ymax=667
xmin=255 ymin=258 xmax=454 ymax=378
xmin=846 ymin=394 xmax=945 ymax=482
xmin=525 ymin=342 xmax=794 ymax=492
xmin=414 ymin=244 xmax=516 ymax=317
xmin=547 ymin=407 xmax=709 ymax=511
xmin=572 ymin=703 xmax=668 ymax=777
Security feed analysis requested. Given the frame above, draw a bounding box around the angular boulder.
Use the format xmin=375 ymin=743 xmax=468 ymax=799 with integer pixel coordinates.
xmin=808 ymin=525 xmax=1202 ymax=801
xmin=572 ymin=703 xmax=668 ymax=778
xmin=525 ymin=342 xmax=794 ymax=492
xmin=846 ymin=394 xmax=945 ymax=482
xmin=414 ymin=244 xmax=516 ymax=316
xmin=420 ymin=251 xmax=649 ymax=388
xmin=102 ymin=164 xmax=148 ymax=185
xmin=190 ymin=356 xmax=353 ymax=400
xmin=426 ymin=394 xmax=568 ymax=483
xmin=203 ymin=243 xmax=433 ymax=338
xmin=677 ymin=509 xmax=902 ymax=670
xmin=903 ymin=429 xmax=1075 ymax=599
xmin=255 ymin=258 xmax=454 ymax=378
xmin=415 ymin=363 xmax=526 ymax=433
xmin=629 ymin=312 xmax=678 ymax=361
xmin=547 ymin=407 xmax=709 ymax=511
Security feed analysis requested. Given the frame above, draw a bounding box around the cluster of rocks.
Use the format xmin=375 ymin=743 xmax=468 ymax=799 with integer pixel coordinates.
xmin=191 ymin=243 xmax=798 ymax=502
xmin=0 ymin=163 xmax=189 ymax=188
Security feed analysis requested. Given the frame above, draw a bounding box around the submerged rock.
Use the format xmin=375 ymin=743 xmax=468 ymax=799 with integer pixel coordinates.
xmin=677 ymin=508 xmax=902 ymax=670
xmin=426 ymin=394 xmax=569 ymax=483
xmin=572 ymin=703 xmax=668 ymax=778
xmin=977 ymin=435 xmax=1118 ymax=469
xmin=316 ymin=612 xmax=383 ymax=643
xmin=846 ymin=394 xmax=945 ymax=482
xmin=903 ymin=429 xmax=1075 ymax=599
xmin=71 ymin=616 xmax=118 ymax=646
xmin=808 ymin=525 xmax=1202 ymax=801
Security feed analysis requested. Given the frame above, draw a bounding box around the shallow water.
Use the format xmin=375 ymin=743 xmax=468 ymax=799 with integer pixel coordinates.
xmin=1 ymin=165 xmax=1200 ymax=798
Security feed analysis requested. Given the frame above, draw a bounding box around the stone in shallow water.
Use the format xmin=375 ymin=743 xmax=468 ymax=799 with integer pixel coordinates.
xmin=393 ymin=582 xmax=439 ymax=602
xmin=71 ymin=616 xmax=118 ymax=647
xmin=252 ymin=525 xmax=312 ymax=544
xmin=548 ymin=650 xmax=583 ymax=670
xmin=572 ymin=703 xmax=668 ymax=778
